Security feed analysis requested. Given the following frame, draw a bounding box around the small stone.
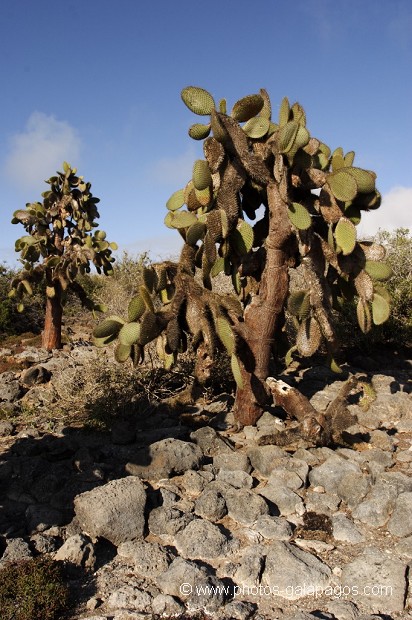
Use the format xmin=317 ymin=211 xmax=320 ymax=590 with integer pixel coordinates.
xmin=190 ymin=426 xmax=233 ymax=456
xmin=214 ymin=451 xmax=252 ymax=473
xmin=151 ymin=594 xmax=184 ymax=617
xmin=0 ymin=537 xmax=32 ymax=565
xmin=86 ymin=597 xmax=102 ymax=611
xmin=294 ymin=539 xmax=335 ymax=553
xmin=180 ymin=470 xmax=213 ymax=495
xmin=107 ymin=586 xmax=152 ymax=612
xmin=326 ymin=599 xmax=360 ymax=620
xmin=340 ymin=546 xmax=407 ymax=613
xmin=312 ymin=486 xmax=325 ymax=493
xmin=332 ymin=513 xmax=364 ymax=543
xmin=74 ymin=477 xmax=146 ymax=545
xmin=225 ymin=488 xmax=269 ymax=526
xmin=387 ymin=492 xmax=412 ymax=537
xmin=247 ymin=445 xmax=289 ymax=477
xmin=253 ymin=515 xmax=293 ymax=540
xmin=352 ymin=482 xmax=398 ymax=527
xmin=126 ymin=438 xmax=203 ymax=479
xmin=156 ymin=557 xmax=227 ymax=612
xmin=54 ymin=534 xmax=96 ymax=570
xmin=369 ymin=429 xmax=395 ymax=451
xmin=20 ymin=365 xmax=51 ymax=386
xmin=217 ymin=468 xmax=253 ymax=489
xmin=305 ymin=490 xmax=341 ymax=515
xmin=234 ymin=545 xmax=266 ymax=588
xmin=0 ymin=421 xmax=14 ymax=437
xmin=258 ymin=483 xmax=304 ymax=516
xmin=394 ymin=535 xmax=412 ymax=558
xmin=222 ymin=600 xmax=256 ymax=620
xmin=261 ymin=541 xmax=331 ymax=600
xmin=337 ymin=472 xmax=372 ymax=509
xmin=117 ymin=540 xmax=171 ymax=577
xmin=309 ymin=455 xmax=361 ymax=494
xmin=194 ymin=489 xmax=227 ymax=521
xmin=148 ymin=506 xmax=193 ymax=538
xmin=174 ymin=518 xmax=235 ymax=560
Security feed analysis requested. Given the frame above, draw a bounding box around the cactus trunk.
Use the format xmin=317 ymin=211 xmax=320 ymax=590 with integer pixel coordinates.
xmin=233 ymin=182 xmax=292 ymax=426
xmin=42 ymin=290 xmax=63 ymax=351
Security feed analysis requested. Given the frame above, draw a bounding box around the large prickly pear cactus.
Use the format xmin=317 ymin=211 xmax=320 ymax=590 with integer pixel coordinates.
xmin=10 ymin=162 xmax=117 ymax=350
xmin=95 ymin=87 xmax=391 ymax=431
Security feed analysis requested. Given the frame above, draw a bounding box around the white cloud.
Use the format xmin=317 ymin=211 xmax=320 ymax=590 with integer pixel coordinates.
xmin=4 ymin=112 xmax=81 ymax=192
xmin=358 ymin=186 xmax=412 ymax=238
xmin=148 ymin=146 xmax=197 ymax=187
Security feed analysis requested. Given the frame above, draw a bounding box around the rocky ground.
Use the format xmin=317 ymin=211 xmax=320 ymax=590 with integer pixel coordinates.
xmin=0 ymin=340 xmax=411 ymax=620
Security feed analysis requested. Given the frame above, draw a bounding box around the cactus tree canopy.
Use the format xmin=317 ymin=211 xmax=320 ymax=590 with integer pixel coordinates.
xmin=10 ymin=162 xmax=117 ymax=350
xmin=95 ymin=87 xmax=391 ymax=432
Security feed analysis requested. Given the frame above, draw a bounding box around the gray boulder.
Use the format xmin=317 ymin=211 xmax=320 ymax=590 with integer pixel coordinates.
xmin=54 ymin=533 xmax=96 ymax=570
xmin=125 ymin=438 xmax=203 ymax=479
xmin=174 ymin=518 xmax=236 ymax=560
xmin=261 ymin=541 xmax=331 ymax=600
xmin=117 ymin=540 xmax=172 ymax=577
xmin=74 ymin=477 xmax=146 ymax=545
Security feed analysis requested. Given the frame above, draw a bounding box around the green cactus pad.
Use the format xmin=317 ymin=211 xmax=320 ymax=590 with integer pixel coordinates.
xmin=296 ymin=317 xmax=322 ymax=357
xmin=186 ymin=221 xmax=206 ymax=245
xmin=279 ymin=96 xmax=290 ymax=126
xmin=139 ymin=284 xmax=155 ymax=312
xmin=287 ymin=202 xmax=312 ymax=230
xmin=128 ymin=295 xmax=146 ymax=322
xmin=356 ymin=298 xmax=372 ymax=334
xmin=230 ymin=220 xmax=254 ymax=255
xmin=194 ymin=186 xmax=212 ymax=207
xmin=327 ymin=170 xmax=358 ymax=202
xmin=371 ymin=293 xmax=390 ymax=325
xmin=216 ymin=316 xmax=236 ymax=355
xmin=279 ymin=121 xmax=299 ymax=153
xmin=231 ymin=94 xmax=264 ymax=122
xmin=331 ymin=152 xmax=345 ymax=171
xmin=114 ymin=343 xmax=132 ymax=363
xmin=243 ymin=117 xmax=270 ymax=139
xmin=344 ymin=204 xmax=361 ymax=225
xmin=344 ymin=151 xmax=355 ymax=167
xmin=169 ymin=210 xmax=198 ymax=229
xmin=166 ymin=189 xmax=185 ymax=212
xmin=287 ymin=290 xmax=311 ymax=319
xmin=93 ymin=316 xmax=124 ymax=339
xmin=118 ymin=322 xmax=141 ymax=346
xmin=211 ymin=256 xmax=225 ymax=277
xmin=192 ymin=159 xmax=212 ymax=191
xmin=230 ymin=354 xmax=243 ymax=389
xmin=189 ymin=123 xmax=211 ymax=140
xmin=334 ymin=217 xmax=357 ymax=255
xmin=93 ymin=333 xmax=117 ymax=348
xmin=346 ymin=167 xmax=376 ymax=193
xmin=181 ymin=86 xmax=215 ymax=115
xmin=291 ymin=102 xmax=306 ymax=126
xmin=364 ymin=260 xmax=392 ymax=280
xmin=219 ymin=99 xmax=227 ymax=114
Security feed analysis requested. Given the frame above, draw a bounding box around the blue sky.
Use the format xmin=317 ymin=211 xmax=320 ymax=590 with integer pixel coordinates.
xmin=1 ymin=0 xmax=411 ymax=265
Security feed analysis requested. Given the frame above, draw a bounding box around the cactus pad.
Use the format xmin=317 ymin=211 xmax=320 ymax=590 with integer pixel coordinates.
xmin=287 ymin=290 xmax=311 ymax=319
xmin=167 ymin=189 xmax=185 ymax=212
xmin=231 ymin=94 xmax=264 ymax=122
xmin=181 ymin=86 xmax=215 ymax=115
xmin=216 ymin=316 xmax=236 ymax=355
xmin=364 ymin=260 xmax=392 ymax=281
xmin=128 ymin=295 xmax=146 ymax=322
xmin=371 ymin=293 xmax=390 ymax=325
xmin=334 ymin=218 xmax=357 ymax=255
xmin=230 ymin=354 xmax=243 ymax=388
xmin=193 ymin=160 xmax=212 ymax=191
xmin=288 ymin=202 xmax=312 ymax=230
xmin=93 ymin=316 xmax=124 ymax=339
xmin=327 ymin=171 xmax=358 ymax=202
xmin=118 ymin=322 xmax=141 ymax=346
xmin=189 ymin=123 xmax=211 ymax=140
xmin=243 ymin=117 xmax=270 ymax=139
xmin=357 ymin=298 xmax=372 ymax=333
xmin=114 ymin=343 xmax=132 ymax=363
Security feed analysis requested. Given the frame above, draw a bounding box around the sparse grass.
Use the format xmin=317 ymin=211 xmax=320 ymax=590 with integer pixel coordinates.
xmin=0 ymin=557 xmax=70 ymax=620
